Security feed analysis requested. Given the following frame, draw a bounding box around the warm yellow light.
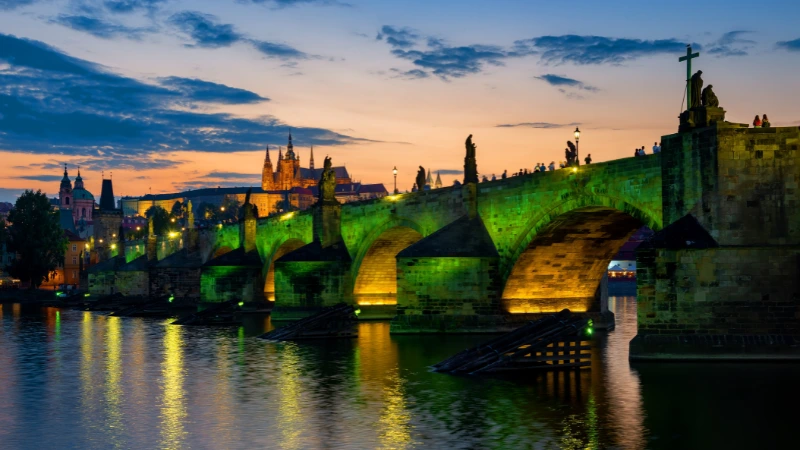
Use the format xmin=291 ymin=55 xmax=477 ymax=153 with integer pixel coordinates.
xmin=220 ymin=206 xmax=225 ymax=211
xmin=281 ymin=211 xmax=295 ymax=221
xmin=385 ymin=194 xmax=402 ymax=202
xmin=572 ymin=167 xmax=578 ymax=172
xmin=171 ymin=218 xmax=176 ymax=223
xmin=110 ymin=244 xmax=117 ymax=250
xmin=392 ymin=166 xmax=398 ymax=175
xmin=168 ymin=231 xmax=179 ymax=238
xmin=136 ymin=226 xmax=141 ymax=231
xmin=99 ymin=239 xmax=103 ymax=243
xmin=574 ymin=127 xmax=581 ymax=139
xmin=112 ymin=233 xmax=116 ymax=237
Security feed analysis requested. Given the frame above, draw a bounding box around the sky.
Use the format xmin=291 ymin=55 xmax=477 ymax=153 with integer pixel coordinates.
xmin=1 ymin=0 xmax=799 ymax=202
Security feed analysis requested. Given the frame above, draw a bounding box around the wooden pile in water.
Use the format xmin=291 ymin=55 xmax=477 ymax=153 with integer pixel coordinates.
xmin=260 ymin=303 xmax=358 ymax=341
xmin=432 ymin=309 xmax=592 ymax=374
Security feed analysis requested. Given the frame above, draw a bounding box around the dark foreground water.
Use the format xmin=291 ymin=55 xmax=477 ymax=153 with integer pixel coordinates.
xmin=0 ymin=297 xmax=797 ymax=449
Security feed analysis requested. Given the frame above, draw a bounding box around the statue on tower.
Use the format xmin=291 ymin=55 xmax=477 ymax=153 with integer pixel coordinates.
xmin=701 ymin=84 xmax=719 ymax=107
xmin=690 ymin=70 xmax=703 ymax=109
xmin=463 ymin=134 xmax=478 ymax=184
xmin=318 ymin=156 xmax=338 ymax=204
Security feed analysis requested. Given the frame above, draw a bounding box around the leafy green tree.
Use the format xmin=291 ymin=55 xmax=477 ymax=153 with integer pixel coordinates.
xmin=197 ymin=202 xmax=218 ymax=221
xmin=144 ymin=205 xmax=171 ymax=236
xmin=7 ymin=190 xmax=67 ymax=288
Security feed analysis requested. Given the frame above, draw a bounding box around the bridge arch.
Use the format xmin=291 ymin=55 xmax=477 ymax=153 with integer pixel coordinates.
xmin=351 ymin=218 xmax=425 ymax=305
xmin=501 ymin=196 xmax=660 ymax=315
xmin=263 ymin=236 xmax=308 ymax=301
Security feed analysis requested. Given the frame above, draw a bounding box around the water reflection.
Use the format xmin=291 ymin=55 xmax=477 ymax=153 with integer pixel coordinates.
xmin=160 ymin=324 xmax=186 ymax=449
xmin=1 ymin=300 xmax=799 ymax=449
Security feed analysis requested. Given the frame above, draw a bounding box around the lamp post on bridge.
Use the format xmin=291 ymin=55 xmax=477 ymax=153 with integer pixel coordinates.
xmin=574 ymin=127 xmax=581 ymax=166
xmin=393 ymin=166 xmax=398 ymax=194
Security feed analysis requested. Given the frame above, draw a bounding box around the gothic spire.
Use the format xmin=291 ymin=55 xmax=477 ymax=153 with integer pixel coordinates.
xmin=309 ymin=145 xmax=315 ymax=170
xmin=265 ymin=144 xmax=271 ymax=163
xmin=278 ymin=146 xmax=283 ymax=161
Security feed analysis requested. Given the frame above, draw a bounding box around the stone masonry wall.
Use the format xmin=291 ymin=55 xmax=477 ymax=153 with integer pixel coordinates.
xmin=396 ymin=257 xmax=501 ymax=316
xmin=637 ymin=247 xmax=800 ymax=335
xmin=274 ymin=261 xmax=353 ymax=308
xmin=200 ymin=266 xmax=262 ymax=304
xmin=115 ymin=271 xmax=148 ymax=297
xmin=149 ymin=267 xmax=201 ymax=302
xmin=661 ymin=125 xmax=800 ymax=246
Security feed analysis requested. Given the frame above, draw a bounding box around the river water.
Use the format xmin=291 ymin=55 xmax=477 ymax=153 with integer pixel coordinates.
xmin=0 ymin=297 xmax=796 ymax=449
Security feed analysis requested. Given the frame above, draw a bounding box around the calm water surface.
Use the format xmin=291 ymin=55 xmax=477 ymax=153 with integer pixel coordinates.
xmin=0 ymin=297 xmax=797 ymax=449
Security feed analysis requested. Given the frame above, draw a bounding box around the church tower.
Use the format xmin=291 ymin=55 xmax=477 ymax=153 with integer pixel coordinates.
xmin=425 ymin=169 xmax=433 ymax=189
xmin=59 ymin=164 xmax=73 ymax=209
xmin=309 ymin=145 xmax=315 ymax=171
xmin=434 ymin=171 xmax=442 ymax=189
xmin=262 ymin=144 xmax=274 ymax=190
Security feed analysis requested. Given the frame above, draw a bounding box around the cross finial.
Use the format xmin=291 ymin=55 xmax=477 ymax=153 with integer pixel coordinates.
xmin=678 ymin=45 xmax=700 ymax=110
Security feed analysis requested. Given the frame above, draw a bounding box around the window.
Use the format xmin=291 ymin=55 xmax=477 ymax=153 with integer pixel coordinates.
xmin=72 ymin=244 xmax=77 ymax=252
xmin=65 ymin=197 xmax=70 ymax=205
xmin=73 ymin=271 xmax=78 ymax=279
xmin=72 ymin=256 xmax=77 ymax=264
xmin=82 ymin=208 xmax=86 ymax=218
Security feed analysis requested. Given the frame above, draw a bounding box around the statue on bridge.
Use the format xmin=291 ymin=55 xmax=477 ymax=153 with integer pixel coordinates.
xmin=566 ymin=141 xmax=577 ymax=166
xmin=416 ymin=166 xmax=426 ymax=192
xmin=319 ymin=156 xmax=338 ymax=204
xmin=701 ymin=84 xmax=719 ymax=107
xmin=690 ymin=70 xmax=703 ymax=110
xmin=463 ymin=134 xmax=478 ymax=184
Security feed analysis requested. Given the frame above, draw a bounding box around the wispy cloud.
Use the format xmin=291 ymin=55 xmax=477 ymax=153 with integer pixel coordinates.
xmin=239 ymin=0 xmax=349 ymax=8
xmin=496 ymin=122 xmax=579 ymax=129
xmin=102 ymin=0 xmax=167 ymax=13
xmin=0 ymin=33 xmax=363 ymax=168
xmin=205 ymin=171 xmax=262 ymax=180
xmin=168 ymin=10 xmax=310 ymax=60
xmin=707 ymin=30 xmax=755 ymax=57
xmin=15 ymin=174 xmax=65 ymax=182
xmin=776 ymin=37 xmax=800 ymax=52
xmin=51 ymin=14 xmax=152 ymax=40
xmin=436 ymin=169 xmax=463 ymax=175
xmin=534 ymin=74 xmax=598 ymax=99
xmin=377 ymin=25 xmax=529 ymax=80
xmin=0 ymin=0 xmax=37 ymax=11
xmin=514 ymin=35 xmax=693 ymax=65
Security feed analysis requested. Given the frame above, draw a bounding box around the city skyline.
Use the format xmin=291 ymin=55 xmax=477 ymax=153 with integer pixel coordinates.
xmin=1 ymin=0 xmax=800 ymax=202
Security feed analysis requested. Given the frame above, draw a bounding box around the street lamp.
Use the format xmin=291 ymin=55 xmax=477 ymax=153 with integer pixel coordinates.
xmin=392 ymin=166 xmax=398 ymax=194
xmin=574 ymin=127 xmax=581 ymax=166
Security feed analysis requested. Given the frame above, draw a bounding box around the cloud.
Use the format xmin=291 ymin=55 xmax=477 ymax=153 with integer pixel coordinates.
xmin=51 ymin=14 xmax=151 ymax=40
xmin=0 ymin=0 xmax=36 ymax=11
xmin=776 ymin=38 xmax=800 ymax=51
xmin=15 ymin=175 xmax=65 ymax=182
xmin=0 ymin=188 xmax=28 ymax=203
xmin=0 ymin=33 xmax=362 ymax=162
xmin=496 ymin=122 xmax=579 ymax=129
xmin=376 ymin=26 xmax=419 ymax=49
xmin=389 ymin=68 xmax=429 ymax=80
xmin=158 ymin=77 xmax=269 ymax=104
xmin=103 ymin=0 xmax=168 ymax=14
xmin=377 ymin=25 xmax=526 ymax=80
xmin=168 ymin=10 xmax=309 ymax=60
xmin=707 ymin=31 xmax=755 ymax=57
xmin=168 ymin=11 xmax=242 ymax=48
xmin=514 ymin=35 xmax=694 ymax=65
xmin=239 ymin=0 xmax=348 ymax=8
xmin=436 ymin=169 xmax=463 ymax=175
xmin=205 ymin=171 xmax=262 ymax=180
xmin=534 ymin=74 xmax=598 ymax=94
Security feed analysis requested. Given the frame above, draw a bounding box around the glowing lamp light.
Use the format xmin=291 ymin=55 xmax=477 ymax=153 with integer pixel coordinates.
xmin=217 ymin=223 xmax=223 ymax=229
xmin=136 ymin=226 xmax=141 ymax=231
xmin=574 ymin=127 xmax=581 ymax=140
xmin=354 ymin=309 xmax=361 ymax=316
xmin=110 ymin=243 xmax=117 ymax=250
xmin=168 ymin=295 xmax=175 ymax=303
xmin=281 ymin=211 xmax=295 ymax=221
xmin=237 ymin=301 xmax=244 ymax=307
xmin=84 ymin=293 xmax=90 ymax=298
xmin=572 ymin=167 xmax=578 ymax=173
xmin=168 ymin=231 xmax=179 ymax=238
xmin=220 ymin=206 xmax=226 ymax=212
xmin=112 ymin=233 xmax=116 ymax=238
xmin=99 ymin=239 xmax=103 ymax=243
xmin=171 ymin=218 xmax=176 ymax=223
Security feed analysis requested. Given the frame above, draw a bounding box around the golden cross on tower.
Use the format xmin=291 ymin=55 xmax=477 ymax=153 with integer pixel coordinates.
xmin=679 ymin=45 xmax=700 ymax=109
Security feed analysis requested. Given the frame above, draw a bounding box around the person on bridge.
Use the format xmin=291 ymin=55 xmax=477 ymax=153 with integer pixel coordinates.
xmin=548 ymin=161 xmax=556 ymax=171
xmin=501 ymin=170 xmax=507 ymax=179
xmin=491 ymin=174 xmax=496 ymax=181
xmin=539 ymin=163 xmax=547 ymax=172
xmin=753 ymin=115 xmax=762 ymax=128
xmin=762 ymin=114 xmax=771 ymax=128
xmin=584 ymin=154 xmax=592 ymax=164
xmin=652 ymin=142 xmax=661 ymax=153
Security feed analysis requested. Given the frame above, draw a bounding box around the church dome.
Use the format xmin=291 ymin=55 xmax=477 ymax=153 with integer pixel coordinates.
xmin=72 ymin=188 xmax=95 ymax=201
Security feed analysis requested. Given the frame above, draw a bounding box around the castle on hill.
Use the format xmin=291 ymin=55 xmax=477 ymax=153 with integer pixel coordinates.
xmin=261 ymin=133 xmax=352 ymax=190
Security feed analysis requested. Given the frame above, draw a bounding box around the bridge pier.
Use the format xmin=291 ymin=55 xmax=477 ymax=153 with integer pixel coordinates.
xmin=630 ymin=124 xmax=800 ymax=360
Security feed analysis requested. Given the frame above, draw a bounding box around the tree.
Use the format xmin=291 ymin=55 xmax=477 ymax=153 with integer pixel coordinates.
xmin=7 ymin=190 xmax=67 ymax=288
xmin=273 ymin=198 xmax=298 ymax=214
xmin=219 ymin=197 xmax=240 ymax=222
xmin=144 ymin=205 xmax=171 ymax=236
xmin=171 ymin=200 xmax=184 ymax=218
xmin=196 ymin=202 xmax=218 ymax=222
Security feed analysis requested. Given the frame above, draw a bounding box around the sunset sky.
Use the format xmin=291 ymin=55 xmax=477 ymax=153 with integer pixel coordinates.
xmin=1 ymin=0 xmax=799 ymax=202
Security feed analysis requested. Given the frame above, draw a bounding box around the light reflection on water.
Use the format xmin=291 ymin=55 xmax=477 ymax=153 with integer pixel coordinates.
xmin=0 ymin=297 xmax=798 ymax=449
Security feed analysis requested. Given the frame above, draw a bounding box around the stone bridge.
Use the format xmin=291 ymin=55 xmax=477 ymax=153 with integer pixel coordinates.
xmin=198 ymin=123 xmax=799 ymax=359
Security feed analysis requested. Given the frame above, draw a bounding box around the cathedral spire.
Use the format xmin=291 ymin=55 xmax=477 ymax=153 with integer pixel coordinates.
xmin=265 ymin=144 xmax=271 ymax=163
xmin=309 ymin=145 xmax=315 ymax=171
xmin=285 ymin=133 xmax=295 ymax=159
xmin=435 ymin=171 xmax=442 ymax=189
xmin=278 ymin=146 xmax=283 ymax=161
